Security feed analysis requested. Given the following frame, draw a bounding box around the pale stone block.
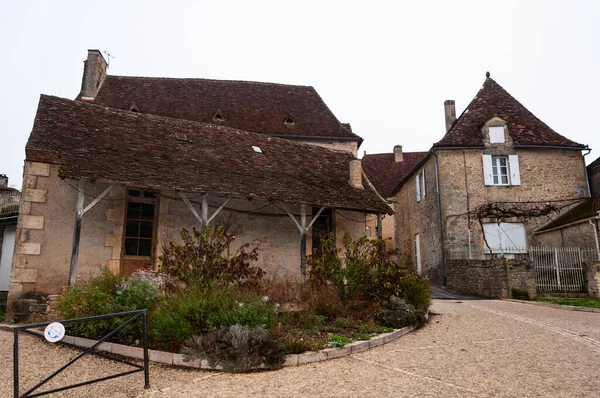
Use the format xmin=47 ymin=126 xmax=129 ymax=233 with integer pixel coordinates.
xmin=107 ymin=260 xmax=120 ymax=274
xmin=74 ymin=337 xmax=96 ymax=348
xmin=111 ymin=246 xmax=121 ymax=260
xmin=12 ymin=255 xmax=27 ymax=268
xmin=23 ymin=189 xmax=47 ymax=203
xmin=97 ymin=342 xmax=113 ymax=353
xmin=107 ymin=208 xmax=122 ymax=222
xmin=61 ymin=335 xmax=75 ymax=345
xmin=112 ymin=343 xmax=144 ymax=359
xmin=11 ymin=268 xmax=38 ymax=283
xmin=105 ymin=234 xmax=119 ymax=247
xmin=24 ymin=175 xmax=37 ymax=189
xmin=348 ymin=341 xmax=369 ymax=354
xmin=27 ymin=162 xmax=50 ymax=177
xmin=8 ymin=282 xmax=23 ymax=295
xmin=20 ymin=215 xmax=44 ymax=230
xmin=149 ymin=349 xmax=173 ymax=365
xmin=19 ymin=242 xmax=41 ymax=255
xmin=323 ymin=347 xmax=351 ymax=359
xmin=369 ymin=336 xmax=385 ymax=348
xmin=283 ymin=354 xmax=299 ymax=367
xmin=19 ymin=201 xmax=32 ymax=215
xmin=297 ymin=351 xmax=327 ymax=365
xmin=173 ymin=353 xmax=201 ymax=368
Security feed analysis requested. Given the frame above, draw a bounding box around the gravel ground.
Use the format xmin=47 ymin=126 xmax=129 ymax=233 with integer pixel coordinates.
xmin=2 ymin=298 xmax=599 ymax=397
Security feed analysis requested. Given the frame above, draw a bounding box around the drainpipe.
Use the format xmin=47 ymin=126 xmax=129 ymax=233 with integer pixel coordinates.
xmin=434 ymin=151 xmax=446 ymax=285
xmin=583 ymin=145 xmax=592 ymax=196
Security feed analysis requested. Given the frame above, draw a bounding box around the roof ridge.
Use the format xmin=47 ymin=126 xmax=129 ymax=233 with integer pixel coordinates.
xmin=105 ymin=74 xmax=314 ymax=89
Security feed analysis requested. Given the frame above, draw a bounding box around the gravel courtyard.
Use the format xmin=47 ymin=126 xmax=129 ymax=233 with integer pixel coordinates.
xmin=2 ymin=298 xmax=599 ymax=397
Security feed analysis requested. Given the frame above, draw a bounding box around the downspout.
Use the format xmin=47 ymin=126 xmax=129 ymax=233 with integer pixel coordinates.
xmin=583 ymin=145 xmax=592 ymax=196
xmin=434 ymin=151 xmax=446 ymax=285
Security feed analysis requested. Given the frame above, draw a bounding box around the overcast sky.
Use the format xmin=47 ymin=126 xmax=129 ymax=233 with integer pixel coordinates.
xmin=1 ymin=1 xmax=599 ymax=189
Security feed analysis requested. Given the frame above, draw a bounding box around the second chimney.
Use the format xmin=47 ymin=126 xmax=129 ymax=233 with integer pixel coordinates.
xmin=349 ymin=159 xmax=364 ymax=190
xmin=444 ymin=100 xmax=456 ymax=132
xmin=0 ymin=174 xmax=7 ymax=188
xmin=79 ymin=49 xmax=108 ymax=101
xmin=394 ymin=145 xmax=403 ymax=163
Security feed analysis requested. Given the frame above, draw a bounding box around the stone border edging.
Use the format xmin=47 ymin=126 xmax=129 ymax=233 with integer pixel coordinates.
xmin=505 ymin=299 xmax=600 ymax=313
xmin=0 ymin=315 xmax=427 ymax=370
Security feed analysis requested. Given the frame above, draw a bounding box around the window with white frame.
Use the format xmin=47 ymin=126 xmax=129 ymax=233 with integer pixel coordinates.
xmin=415 ymin=169 xmax=426 ymax=201
xmin=489 ymin=126 xmax=505 ymax=143
xmin=483 ymin=154 xmax=521 ymax=186
xmin=482 ymin=222 xmax=527 ymax=254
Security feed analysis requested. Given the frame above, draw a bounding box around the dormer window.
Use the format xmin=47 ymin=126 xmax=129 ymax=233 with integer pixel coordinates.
xmin=213 ymin=109 xmax=225 ymax=121
xmin=284 ymin=115 xmax=295 ymax=126
xmin=129 ymin=103 xmax=139 ymax=113
xmin=489 ymin=126 xmax=505 ymax=143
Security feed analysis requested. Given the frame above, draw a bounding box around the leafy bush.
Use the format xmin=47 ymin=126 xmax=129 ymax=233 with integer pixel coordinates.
xmin=278 ymin=337 xmax=310 ymax=355
xmin=57 ymin=269 xmax=160 ymax=344
xmin=301 ymin=283 xmax=345 ymax=320
xmin=375 ymin=296 xmax=426 ymax=329
xmin=150 ymin=285 xmax=277 ymax=351
xmin=181 ymin=324 xmax=284 ymax=372
xmin=325 ymin=334 xmax=351 ymax=348
xmin=159 ymin=227 xmax=264 ymax=289
xmin=308 ymin=233 xmax=431 ymax=307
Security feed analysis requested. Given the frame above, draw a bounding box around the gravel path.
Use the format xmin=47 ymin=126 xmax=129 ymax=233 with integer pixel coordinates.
xmin=2 ymin=299 xmax=599 ymax=397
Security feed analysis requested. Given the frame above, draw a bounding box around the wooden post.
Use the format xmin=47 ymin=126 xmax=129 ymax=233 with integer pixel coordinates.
xmin=68 ymin=180 xmax=85 ymax=288
xmin=300 ymin=204 xmax=307 ymax=283
xmin=202 ymin=195 xmax=208 ymax=226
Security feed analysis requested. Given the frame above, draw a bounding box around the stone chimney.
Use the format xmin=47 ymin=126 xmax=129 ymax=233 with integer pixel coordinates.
xmin=79 ymin=49 xmax=108 ymax=101
xmin=349 ymin=159 xmax=364 ymax=190
xmin=394 ymin=145 xmax=403 ymax=163
xmin=444 ymin=100 xmax=456 ymax=132
xmin=0 ymin=174 xmax=7 ymax=188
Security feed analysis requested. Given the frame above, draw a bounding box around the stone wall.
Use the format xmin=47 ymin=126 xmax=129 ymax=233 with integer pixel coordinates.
xmin=393 ymin=156 xmax=443 ymax=284
xmin=445 ymin=258 xmax=536 ymax=299
xmin=589 ymin=167 xmax=600 ymax=197
xmin=535 ymin=221 xmax=600 ymax=250
xmin=585 ymin=262 xmax=600 ymax=298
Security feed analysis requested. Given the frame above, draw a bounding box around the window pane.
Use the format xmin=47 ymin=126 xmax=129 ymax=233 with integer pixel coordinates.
xmin=127 ymin=202 xmax=142 ymax=219
xmin=125 ymin=238 xmax=138 ymax=255
xmin=128 ymin=189 xmax=141 ymax=197
xmin=138 ymin=239 xmax=152 ymax=256
xmin=501 ymin=175 xmax=508 ymax=184
xmin=140 ymin=203 xmax=155 ymax=220
xmin=144 ymin=191 xmax=157 ymax=198
xmin=139 ymin=222 xmax=153 ymax=238
xmin=125 ymin=220 xmax=139 ymax=237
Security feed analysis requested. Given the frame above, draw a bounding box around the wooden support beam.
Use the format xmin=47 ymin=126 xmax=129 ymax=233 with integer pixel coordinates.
xmin=68 ymin=180 xmax=85 ymax=288
xmin=179 ymin=192 xmax=204 ymax=227
xmin=377 ymin=214 xmax=383 ymax=240
xmin=202 ymin=195 xmax=209 ymax=226
xmin=207 ymin=198 xmax=230 ymax=226
xmin=306 ymin=207 xmax=325 ymax=231
xmin=300 ymin=204 xmax=307 ymax=283
xmin=281 ymin=204 xmax=303 ymax=233
xmin=83 ymin=184 xmax=115 ymax=215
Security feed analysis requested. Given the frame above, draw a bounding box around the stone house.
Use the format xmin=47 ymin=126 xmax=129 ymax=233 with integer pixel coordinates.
xmin=364 ymin=76 xmax=589 ymax=286
xmin=0 ymin=175 xmax=20 ymax=312
xmin=7 ymin=50 xmax=391 ymax=322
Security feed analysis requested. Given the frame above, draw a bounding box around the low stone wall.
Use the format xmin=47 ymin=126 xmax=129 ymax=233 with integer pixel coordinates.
xmin=445 ymin=258 xmax=536 ymax=299
xmin=584 ymin=262 xmax=600 ymax=299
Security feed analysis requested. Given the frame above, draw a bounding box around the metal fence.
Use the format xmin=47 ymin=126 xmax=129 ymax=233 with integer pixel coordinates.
xmin=530 ymin=246 xmax=597 ymax=292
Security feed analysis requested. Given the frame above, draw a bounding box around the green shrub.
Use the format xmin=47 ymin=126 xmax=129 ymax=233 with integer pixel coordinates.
xmin=325 ymin=334 xmax=352 ymax=348
xmin=511 ymin=288 xmax=530 ymax=300
xmin=57 ymin=269 xmax=160 ymax=344
xmin=159 ymin=227 xmax=263 ymax=289
xmin=278 ymin=337 xmax=311 ymax=355
xmin=150 ymin=285 xmax=277 ymax=351
xmin=181 ymin=324 xmax=284 ymax=372
xmin=397 ymin=273 xmax=431 ymax=311
xmin=375 ymin=296 xmax=426 ymax=329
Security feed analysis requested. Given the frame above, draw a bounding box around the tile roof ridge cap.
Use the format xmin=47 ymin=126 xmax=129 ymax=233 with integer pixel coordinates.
xmin=105 ymin=74 xmax=313 ymax=88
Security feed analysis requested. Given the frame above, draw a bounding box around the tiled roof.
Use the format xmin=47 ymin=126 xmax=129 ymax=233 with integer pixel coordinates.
xmin=537 ymin=197 xmax=600 ymax=232
xmin=434 ymin=78 xmax=585 ymax=149
xmin=27 ymin=95 xmax=392 ymax=214
xmin=89 ymin=76 xmax=361 ymax=142
xmin=362 ymin=152 xmax=429 ymax=198
xmin=588 ymin=155 xmax=600 ymax=171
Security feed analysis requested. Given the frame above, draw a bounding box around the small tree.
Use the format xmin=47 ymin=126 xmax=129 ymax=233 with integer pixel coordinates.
xmin=159 ymin=226 xmax=264 ymax=289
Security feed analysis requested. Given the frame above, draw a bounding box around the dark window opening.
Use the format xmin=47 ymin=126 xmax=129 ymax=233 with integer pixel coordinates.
xmin=124 ymin=201 xmax=156 ymax=256
xmin=129 ymin=103 xmax=139 ymax=112
xmin=213 ymin=109 xmax=225 ymax=121
xmin=284 ymin=115 xmax=295 ymax=125
xmin=311 ymin=208 xmax=334 ymax=255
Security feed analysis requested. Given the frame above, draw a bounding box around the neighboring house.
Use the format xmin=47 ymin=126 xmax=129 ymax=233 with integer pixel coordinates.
xmin=362 ymin=147 xmax=428 ymax=248
xmin=370 ymin=76 xmax=589 ymax=284
xmin=534 ymin=156 xmax=600 ymax=257
xmin=7 ymin=50 xmax=391 ymax=322
xmin=0 ymin=174 xmax=20 ymax=312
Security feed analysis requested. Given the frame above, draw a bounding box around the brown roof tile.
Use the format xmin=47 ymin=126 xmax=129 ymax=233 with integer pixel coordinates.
xmin=27 ymin=95 xmax=391 ymax=214
xmin=89 ymin=76 xmax=361 ymax=143
xmin=434 ymin=78 xmax=585 ymax=149
xmin=537 ymin=197 xmax=600 ymax=232
xmin=362 ymin=152 xmax=429 ymax=198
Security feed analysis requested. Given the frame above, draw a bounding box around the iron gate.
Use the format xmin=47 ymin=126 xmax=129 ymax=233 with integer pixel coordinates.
xmin=530 ymin=246 xmax=596 ymax=292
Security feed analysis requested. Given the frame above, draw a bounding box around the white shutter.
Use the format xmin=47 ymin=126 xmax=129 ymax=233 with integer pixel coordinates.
xmin=482 ymin=155 xmax=493 ymax=185
xmin=414 ymin=234 xmax=421 ymax=273
xmin=483 ymin=223 xmax=502 ymax=253
xmin=509 ymin=155 xmax=521 ymax=185
xmin=500 ymin=223 xmax=526 ymax=253
xmin=415 ymin=174 xmax=421 ymax=201
xmin=421 ymin=170 xmax=426 ymax=198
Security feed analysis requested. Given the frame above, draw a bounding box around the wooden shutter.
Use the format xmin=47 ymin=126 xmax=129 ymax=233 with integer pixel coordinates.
xmin=415 ymin=174 xmax=421 ymax=201
xmin=421 ymin=170 xmax=426 ymax=198
xmin=482 ymin=155 xmax=493 ymax=185
xmin=509 ymin=155 xmax=521 ymax=185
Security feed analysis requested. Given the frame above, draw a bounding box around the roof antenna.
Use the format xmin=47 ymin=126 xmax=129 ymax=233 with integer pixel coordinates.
xmin=486 ymin=71 xmax=490 ymax=78
xmin=103 ymin=51 xmax=115 ymax=69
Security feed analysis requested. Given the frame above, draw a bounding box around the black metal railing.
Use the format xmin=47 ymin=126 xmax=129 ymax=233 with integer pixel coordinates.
xmin=13 ymin=310 xmax=150 ymax=397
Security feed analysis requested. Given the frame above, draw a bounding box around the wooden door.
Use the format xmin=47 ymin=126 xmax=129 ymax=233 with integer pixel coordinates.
xmin=121 ymin=189 xmax=158 ymax=276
